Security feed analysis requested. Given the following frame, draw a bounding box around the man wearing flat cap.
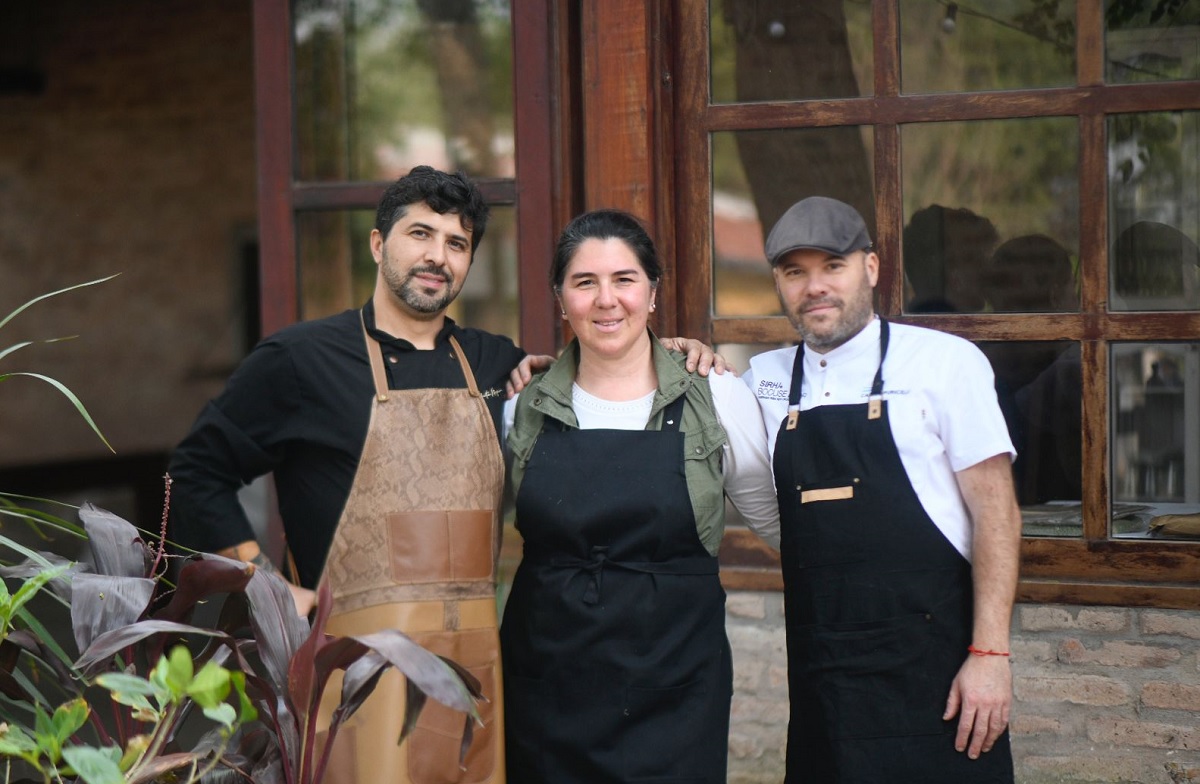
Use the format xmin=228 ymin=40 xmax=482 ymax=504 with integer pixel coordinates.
xmin=744 ymin=196 xmax=1020 ymax=783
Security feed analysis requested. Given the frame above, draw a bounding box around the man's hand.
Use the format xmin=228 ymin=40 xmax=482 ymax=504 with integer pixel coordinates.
xmin=221 ymin=540 xmax=313 ymax=617
xmin=944 ymin=653 xmax=1012 ymax=759
xmin=507 ymin=354 xmax=555 ymax=397
xmin=658 ymin=337 xmax=729 ymax=376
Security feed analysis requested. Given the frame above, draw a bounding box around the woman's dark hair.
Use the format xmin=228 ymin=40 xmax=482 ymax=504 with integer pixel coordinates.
xmin=550 ymin=209 xmax=663 ymax=291
xmin=374 ymin=166 xmax=489 ymax=251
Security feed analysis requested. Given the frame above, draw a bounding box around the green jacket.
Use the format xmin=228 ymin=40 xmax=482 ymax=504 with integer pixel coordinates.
xmin=507 ymin=337 xmax=730 ymax=555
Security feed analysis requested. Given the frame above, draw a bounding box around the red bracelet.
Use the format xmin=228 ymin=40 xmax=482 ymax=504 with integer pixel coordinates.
xmin=968 ymin=645 xmax=1010 ymax=657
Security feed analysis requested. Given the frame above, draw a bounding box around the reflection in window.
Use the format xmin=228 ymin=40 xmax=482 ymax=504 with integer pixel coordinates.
xmin=1109 ymin=111 xmax=1200 ymax=311
xmin=980 ymin=342 xmax=1082 ymax=537
xmin=293 ymin=0 xmax=513 ymax=182
xmin=297 ymin=207 xmax=519 ymax=342
xmin=711 ymin=128 xmax=875 ymax=317
xmin=709 ymin=0 xmax=873 ymax=105
xmin=1112 ymin=343 xmax=1200 ymax=540
xmin=1106 ymin=2 xmax=1200 ymax=84
xmin=901 ymin=118 xmax=1079 ymax=313
xmin=899 ymin=0 xmax=1075 ymax=94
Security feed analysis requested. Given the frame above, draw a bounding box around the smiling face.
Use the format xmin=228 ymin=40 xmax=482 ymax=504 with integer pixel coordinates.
xmin=558 ymin=237 xmax=658 ymax=361
xmin=370 ymin=202 xmax=473 ymax=319
xmin=773 ymin=248 xmax=879 ymax=353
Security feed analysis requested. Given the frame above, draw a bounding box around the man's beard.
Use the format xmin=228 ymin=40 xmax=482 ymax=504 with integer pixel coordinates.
xmin=787 ymin=281 xmax=874 ymax=352
xmin=384 ymin=262 xmax=457 ymax=314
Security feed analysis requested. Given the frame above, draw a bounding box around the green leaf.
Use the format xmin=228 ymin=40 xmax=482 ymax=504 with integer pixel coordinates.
xmin=4 ymin=564 xmax=70 ymax=629
xmin=0 ymin=373 xmax=113 ymax=453
xmin=163 ymin=645 xmax=194 ymax=698
xmin=51 ymin=697 xmax=89 ymax=744
xmin=229 ymin=671 xmax=257 ymax=725
xmin=62 ymin=745 xmax=126 ymax=784
xmin=186 ymin=660 xmax=231 ymax=710
xmin=93 ymin=672 xmax=158 ymax=698
xmin=200 ymin=702 xmax=237 ymax=730
xmin=94 ymin=673 xmax=161 ymax=720
xmin=0 ymin=275 xmax=120 ymax=332
xmin=0 ymin=723 xmax=39 ymax=756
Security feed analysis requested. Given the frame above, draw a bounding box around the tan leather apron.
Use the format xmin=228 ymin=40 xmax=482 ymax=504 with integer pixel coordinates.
xmin=315 ymin=322 xmax=505 ymax=784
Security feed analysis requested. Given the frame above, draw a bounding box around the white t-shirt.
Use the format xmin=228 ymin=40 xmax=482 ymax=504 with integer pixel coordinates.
xmin=742 ymin=317 xmax=1014 ymax=560
xmin=504 ymin=371 xmax=780 ymax=548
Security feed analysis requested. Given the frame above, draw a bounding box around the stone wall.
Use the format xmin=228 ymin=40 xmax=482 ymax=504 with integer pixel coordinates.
xmin=725 ymin=593 xmax=1200 ymax=784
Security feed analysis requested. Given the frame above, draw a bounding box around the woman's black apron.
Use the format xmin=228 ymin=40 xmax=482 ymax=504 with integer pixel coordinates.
xmin=501 ymin=395 xmax=733 ymax=783
xmin=774 ymin=319 xmax=1013 ymax=783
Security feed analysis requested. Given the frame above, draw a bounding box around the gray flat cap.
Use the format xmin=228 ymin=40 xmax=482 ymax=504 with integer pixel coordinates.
xmin=765 ymin=196 xmax=872 ymax=266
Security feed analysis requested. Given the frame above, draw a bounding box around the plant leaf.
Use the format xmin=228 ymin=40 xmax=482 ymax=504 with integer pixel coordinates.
xmin=0 ymin=555 xmax=79 ymax=601
xmin=0 ymin=275 xmax=119 ymax=332
xmin=350 ymin=630 xmax=480 ymax=718
xmin=0 ymin=373 xmax=113 ymax=452
xmin=78 ymin=504 xmax=149 ymax=578
xmin=243 ymin=567 xmax=309 ymax=694
xmin=70 ymin=573 xmax=156 ymax=653
xmin=63 ymin=744 xmax=126 ymax=784
xmin=75 ymin=620 xmax=237 ymax=677
xmin=201 ymin=702 xmax=237 ymax=729
xmin=152 ymin=555 xmax=254 ymax=626
xmin=187 ymin=660 xmax=232 ymax=710
xmin=126 ymin=751 xmax=202 ymax=784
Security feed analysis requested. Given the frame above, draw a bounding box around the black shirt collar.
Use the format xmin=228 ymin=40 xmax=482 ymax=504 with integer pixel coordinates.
xmin=360 ymin=299 xmax=458 ymax=351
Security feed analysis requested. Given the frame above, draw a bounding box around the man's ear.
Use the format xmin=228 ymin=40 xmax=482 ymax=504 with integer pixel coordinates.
xmin=369 ymin=228 xmax=384 ymax=264
xmin=864 ymin=251 xmax=881 ymax=287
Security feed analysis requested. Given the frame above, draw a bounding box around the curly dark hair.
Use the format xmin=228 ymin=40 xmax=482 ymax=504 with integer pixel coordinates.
xmin=374 ymin=166 xmax=489 ymax=252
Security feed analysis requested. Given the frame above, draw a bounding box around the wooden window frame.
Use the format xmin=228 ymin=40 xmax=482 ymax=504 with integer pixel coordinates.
xmin=671 ymin=1 xmax=1200 ymax=609
xmin=251 ymin=0 xmax=565 ymax=355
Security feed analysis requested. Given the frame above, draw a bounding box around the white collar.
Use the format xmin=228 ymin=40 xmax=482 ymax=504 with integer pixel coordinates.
xmin=802 ymin=315 xmax=879 ymax=367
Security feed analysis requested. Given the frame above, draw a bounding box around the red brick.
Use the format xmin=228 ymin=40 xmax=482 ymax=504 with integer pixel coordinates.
xmin=1143 ymin=612 xmax=1200 ymax=641
xmin=1058 ymin=638 xmax=1182 ymax=668
xmin=1015 ymin=675 xmax=1131 ymax=706
xmin=1088 ymin=717 xmax=1200 ymax=750
xmin=1141 ymin=681 xmax=1200 ymax=711
xmin=1010 ymin=715 xmax=1065 ymax=736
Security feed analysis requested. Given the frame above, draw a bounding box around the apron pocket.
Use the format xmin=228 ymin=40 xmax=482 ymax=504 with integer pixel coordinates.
xmin=622 ymin=680 xmax=713 ymax=781
xmin=408 ymin=630 xmax=499 ymax=784
xmin=792 ymin=612 xmax=949 ymax=740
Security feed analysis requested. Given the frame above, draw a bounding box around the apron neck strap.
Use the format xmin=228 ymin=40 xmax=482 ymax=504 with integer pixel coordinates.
xmin=361 ymin=311 xmax=390 ymax=403
xmin=359 ymin=313 xmax=483 ymax=401
xmin=786 ymin=317 xmax=890 ymax=410
xmin=447 ymin=335 xmax=482 ymax=398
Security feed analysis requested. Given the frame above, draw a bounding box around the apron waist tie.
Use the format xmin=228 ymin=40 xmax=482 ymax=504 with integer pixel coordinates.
xmin=525 ymin=545 xmax=719 ymax=605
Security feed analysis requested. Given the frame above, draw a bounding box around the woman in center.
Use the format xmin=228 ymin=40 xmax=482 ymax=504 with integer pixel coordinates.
xmin=501 ymin=209 xmax=779 ymax=783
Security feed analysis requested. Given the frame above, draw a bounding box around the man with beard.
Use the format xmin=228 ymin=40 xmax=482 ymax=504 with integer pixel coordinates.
xmin=743 ymin=196 xmax=1020 ymax=783
xmin=168 ymin=166 xmax=718 ymax=784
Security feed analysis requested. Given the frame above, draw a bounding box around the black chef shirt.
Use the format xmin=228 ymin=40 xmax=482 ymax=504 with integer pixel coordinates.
xmin=168 ymin=301 xmax=525 ymax=588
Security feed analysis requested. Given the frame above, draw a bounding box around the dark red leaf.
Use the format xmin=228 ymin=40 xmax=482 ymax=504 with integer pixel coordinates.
xmin=69 ymin=573 xmax=156 ymax=652
xmin=78 ymin=503 xmax=150 ymax=578
xmin=153 ymin=555 xmax=254 ymax=625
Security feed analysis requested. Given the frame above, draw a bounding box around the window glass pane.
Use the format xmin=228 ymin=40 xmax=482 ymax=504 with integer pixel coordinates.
xmin=979 ymin=341 xmax=1082 ymax=538
xmin=293 ymin=0 xmax=513 ymax=182
xmin=1106 ymin=2 xmax=1200 ymax=84
xmin=900 ymin=0 xmax=1075 ymax=94
xmin=1112 ymin=343 xmax=1200 ymax=540
xmin=709 ymin=0 xmax=873 ymax=104
xmin=297 ymin=206 xmax=519 ymax=342
xmin=712 ymin=128 xmax=876 ymax=317
xmin=901 ymin=118 xmax=1079 ymax=313
xmin=1109 ymin=111 xmax=1200 ymax=311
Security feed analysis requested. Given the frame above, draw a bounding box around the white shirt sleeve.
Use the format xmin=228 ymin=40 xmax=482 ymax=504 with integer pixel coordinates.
xmin=708 ymin=371 xmax=781 ymax=549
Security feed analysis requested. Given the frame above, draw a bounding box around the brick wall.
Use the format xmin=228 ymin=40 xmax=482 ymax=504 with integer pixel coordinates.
xmin=725 ymin=594 xmax=1200 ymax=783
xmin=0 ymin=0 xmax=256 ymax=470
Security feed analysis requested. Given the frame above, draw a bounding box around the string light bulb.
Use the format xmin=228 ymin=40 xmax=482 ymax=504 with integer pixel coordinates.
xmin=942 ymin=3 xmax=958 ymax=34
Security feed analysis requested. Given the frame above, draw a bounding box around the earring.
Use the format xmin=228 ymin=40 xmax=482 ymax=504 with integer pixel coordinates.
xmin=561 ymin=310 xmax=567 ymax=318
xmin=650 ymin=303 xmax=656 ymax=312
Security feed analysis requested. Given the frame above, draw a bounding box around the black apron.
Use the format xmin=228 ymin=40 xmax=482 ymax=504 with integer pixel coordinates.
xmin=774 ymin=319 xmax=1013 ymax=783
xmin=501 ymin=395 xmax=733 ymax=783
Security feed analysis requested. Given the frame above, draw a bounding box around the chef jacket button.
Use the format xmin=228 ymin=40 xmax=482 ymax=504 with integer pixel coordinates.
xmin=819 ymin=359 xmax=827 ymax=368
xmin=824 ymin=392 xmax=830 ymax=397
xmin=387 ymin=355 xmax=398 ymax=364
xmin=925 ymin=613 xmax=933 ymax=622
